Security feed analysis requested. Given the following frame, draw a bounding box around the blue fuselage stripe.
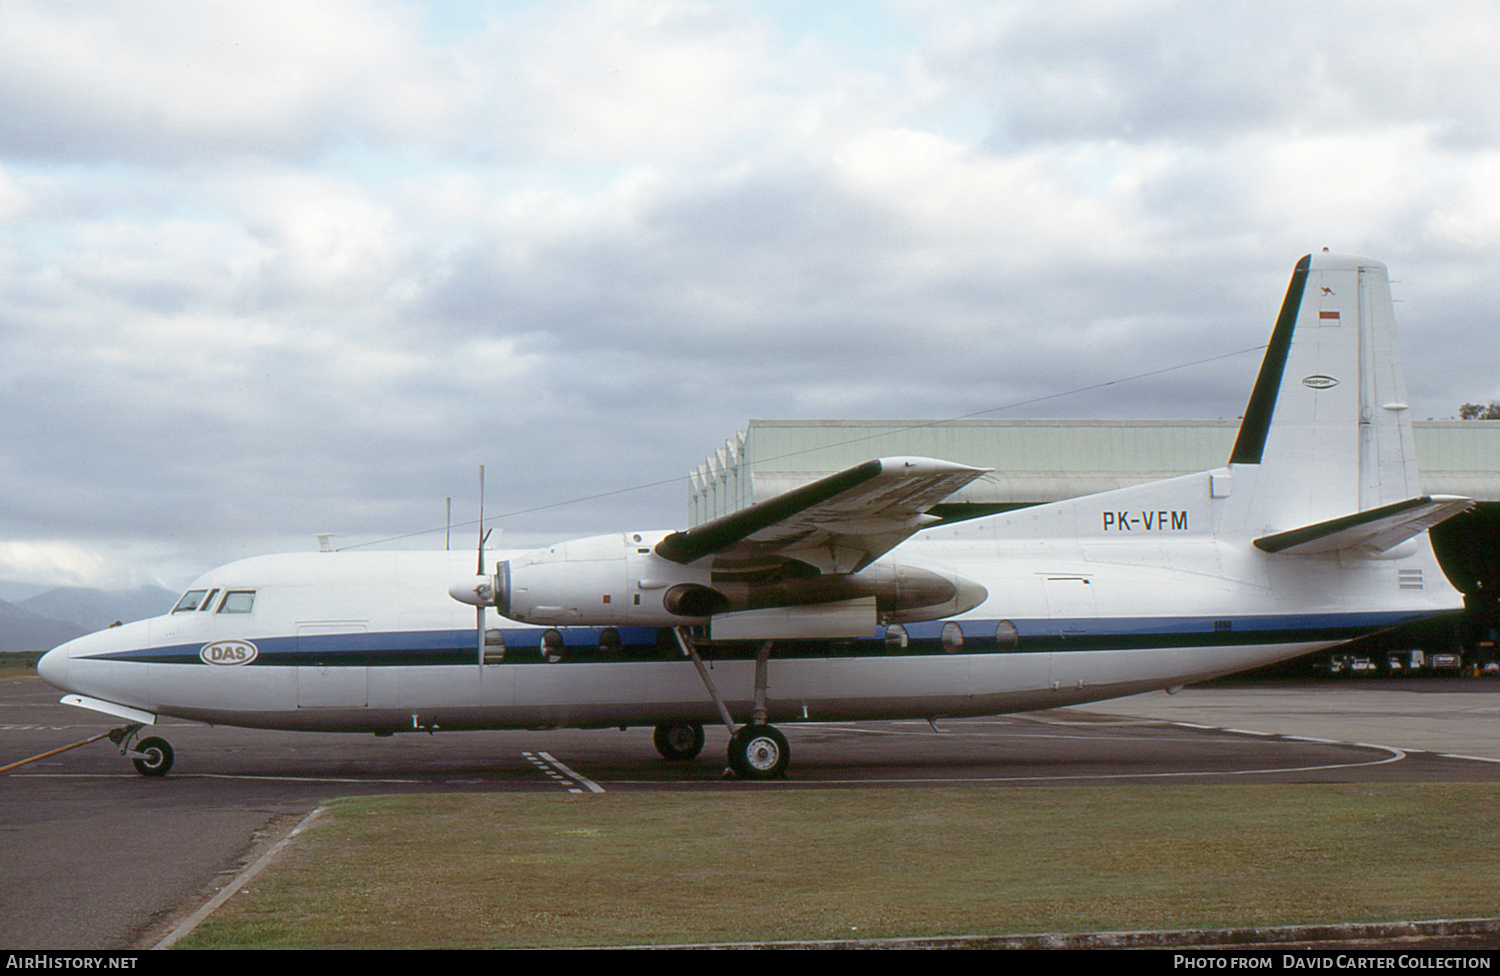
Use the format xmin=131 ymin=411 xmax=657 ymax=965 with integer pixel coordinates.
xmin=74 ymin=610 xmax=1447 ymax=667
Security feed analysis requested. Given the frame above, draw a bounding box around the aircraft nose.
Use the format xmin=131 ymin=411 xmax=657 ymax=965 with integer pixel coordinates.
xmin=37 ymin=644 xmax=69 ymax=690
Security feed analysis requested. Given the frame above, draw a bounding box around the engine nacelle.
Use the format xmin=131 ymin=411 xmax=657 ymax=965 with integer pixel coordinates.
xmin=450 ymin=531 xmax=715 ymax=626
xmin=450 ymin=528 xmax=988 ymax=634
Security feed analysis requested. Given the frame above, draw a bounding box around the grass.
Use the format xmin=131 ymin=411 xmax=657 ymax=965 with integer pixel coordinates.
xmin=0 ymin=654 xmax=42 ymax=681
xmin=178 ymin=783 xmax=1500 ymax=949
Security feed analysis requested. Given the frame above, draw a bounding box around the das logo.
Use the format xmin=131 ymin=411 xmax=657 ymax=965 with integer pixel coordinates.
xmin=200 ymin=640 xmax=258 ymax=666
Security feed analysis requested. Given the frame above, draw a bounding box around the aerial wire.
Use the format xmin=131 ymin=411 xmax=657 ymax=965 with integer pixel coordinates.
xmin=337 ymin=343 xmax=1265 ymax=551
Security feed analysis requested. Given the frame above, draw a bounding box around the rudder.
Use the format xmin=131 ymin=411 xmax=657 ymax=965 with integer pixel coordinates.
xmin=1226 ymin=252 xmax=1421 ymax=533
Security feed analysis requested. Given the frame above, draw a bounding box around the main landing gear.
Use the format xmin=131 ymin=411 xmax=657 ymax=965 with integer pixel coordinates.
xmin=653 ymin=722 xmax=706 ymax=761
xmin=110 ymin=724 xmax=175 ymax=777
xmin=652 ymin=720 xmax=789 ymax=779
xmin=727 ymin=723 xmax=789 ymax=780
xmin=670 ymin=628 xmax=791 ymax=781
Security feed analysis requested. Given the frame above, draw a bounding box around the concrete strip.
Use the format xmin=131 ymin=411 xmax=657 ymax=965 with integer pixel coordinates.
xmin=616 ymin=917 xmax=1500 ymax=950
xmin=1066 ymin=680 xmax=1500 ymax=760
xmin=152 ymin=805 xmax=327 ymax=950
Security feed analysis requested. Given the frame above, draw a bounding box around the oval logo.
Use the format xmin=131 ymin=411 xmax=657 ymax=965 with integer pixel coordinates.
xmin=1302 ymin=374 xmax=1339 ymax=389
xmin=201 ymin=640 xmax=258 ymax=666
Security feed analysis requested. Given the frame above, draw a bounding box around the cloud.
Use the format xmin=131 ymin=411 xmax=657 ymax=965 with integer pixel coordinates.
xmin=2 ymin=0 xmax=1499 ymax=590
xmin=0 ymin=0 xmax=464 ymax=163
xmin=0 ymin=540 xmax=146 ymax=590
xmin=490 ymin=0 xmax=774 ymax=164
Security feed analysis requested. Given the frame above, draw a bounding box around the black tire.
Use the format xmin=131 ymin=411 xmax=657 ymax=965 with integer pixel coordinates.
xmin=132 ymin=736 xmax=174 ymax=777
xmin=653 ymin=722 xmax=705 ymax=761
xmin=727 ymin=724 xmax=789 ymax=780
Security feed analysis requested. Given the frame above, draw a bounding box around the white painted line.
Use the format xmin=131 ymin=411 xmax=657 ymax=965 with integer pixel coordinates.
xmin=608 ymin=743 xmax=1413 ymax=786
xmin=1438 ymin=753 xmax=1500 ymax=764
xmin=539 ymin=751 xmax=605 ymax=793
xmin=154 ymin=804 xmax=328 ymax=950
xmin=11 ymin=772 xmax=423 ymax=783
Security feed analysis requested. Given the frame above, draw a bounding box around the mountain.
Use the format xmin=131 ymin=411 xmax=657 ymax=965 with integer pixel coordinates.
xmin=0 ymin=598 xmax=85 ymax=654
xmin=0 ymin=585 xmax=176 ymax=654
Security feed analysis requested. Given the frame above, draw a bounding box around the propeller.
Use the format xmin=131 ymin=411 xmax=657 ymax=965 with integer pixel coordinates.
xmin=447 ymin=466 xmax=508 ymax=664
xmin=475 ymin=465 xmax=492 ymax=666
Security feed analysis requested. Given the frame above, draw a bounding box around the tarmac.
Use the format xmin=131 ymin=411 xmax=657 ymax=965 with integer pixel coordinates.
xmin=4 ymin=674 xmax=1499 ymax=949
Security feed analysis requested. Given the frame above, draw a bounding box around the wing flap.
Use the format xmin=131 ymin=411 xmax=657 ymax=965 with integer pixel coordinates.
xmin=1254 ymin=495 xmax=1473 ymax=555
xmin=655 ymin=456 xmax=989 ymax=574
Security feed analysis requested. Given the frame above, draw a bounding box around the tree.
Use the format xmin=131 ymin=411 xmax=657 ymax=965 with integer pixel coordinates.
xmin=1459 ymin=401 xmax=1500 ymax=419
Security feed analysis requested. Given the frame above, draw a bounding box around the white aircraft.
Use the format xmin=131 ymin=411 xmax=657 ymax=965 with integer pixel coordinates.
xmin=37 ymin=252 xmax=1471 ymax=779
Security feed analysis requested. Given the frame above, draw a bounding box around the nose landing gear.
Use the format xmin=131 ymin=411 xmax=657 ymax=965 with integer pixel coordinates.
xmin=130 ymin=736 xmax=174 ymax=777
xmin=109 ymin=725 xmax=175 ymax=777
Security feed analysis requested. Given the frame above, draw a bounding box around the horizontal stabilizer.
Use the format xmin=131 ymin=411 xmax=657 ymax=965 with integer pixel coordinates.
xmin=656 ymin=456 xmax=989 ymax=574
xmin=1254 ymin=495 xmax=1473 ymax=555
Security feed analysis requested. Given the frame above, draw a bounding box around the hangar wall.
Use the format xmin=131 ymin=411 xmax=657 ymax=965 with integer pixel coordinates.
xmin=688 ymin=419 xmax=1500 ymax=645
xmin=688 ymin=418 xmax=1500 ymax=525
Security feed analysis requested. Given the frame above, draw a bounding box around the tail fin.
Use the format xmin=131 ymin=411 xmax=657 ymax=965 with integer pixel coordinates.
xmin=1228 ymin=252 xmax=1422 ymax=533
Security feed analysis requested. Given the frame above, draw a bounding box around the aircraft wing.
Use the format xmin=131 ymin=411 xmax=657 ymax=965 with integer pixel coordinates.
xmin=1254 ymin=495 xmax=1474 ymax=555
xmin=655 ymin=456 xmax=990 ymax=575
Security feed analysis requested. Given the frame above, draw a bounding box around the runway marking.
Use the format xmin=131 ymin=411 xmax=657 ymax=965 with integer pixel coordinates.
xmin=600 ymin=738 xmax=1411 ymax=787
xmin=618 ymin=756 xmax=1409 ymax=787
xmin=1439 ymin=753 xmax=1500 ymax=764
xmin=194 ymin=773 xmax=424 ymax=784
xmin=523 ymin=751 xmax=605 ymax=793
xmin=154 ymin=804 xmax=328 ymax=950
xmin=541 ymin=752 xmax=605 ymax=793
xmin=8 ymin=772 xmax=425 ymax=783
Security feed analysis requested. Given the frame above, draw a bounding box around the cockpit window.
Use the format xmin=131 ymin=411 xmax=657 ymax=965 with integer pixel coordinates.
xmin=197 ymin=589 xmax=219 ymax=611
xmin=172 ymin=590 xmax=208 ymax=613
xmin=218 ymin=590 xmax=256 ymax=613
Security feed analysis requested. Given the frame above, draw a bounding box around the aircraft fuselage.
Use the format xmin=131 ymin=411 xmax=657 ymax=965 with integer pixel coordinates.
xmin=38 ymin=486 xmax=1455 ymax=735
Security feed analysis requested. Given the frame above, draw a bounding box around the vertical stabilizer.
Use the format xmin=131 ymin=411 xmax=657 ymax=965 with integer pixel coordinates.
xmin=1227 ymin=252 xmax=1420 ymax=532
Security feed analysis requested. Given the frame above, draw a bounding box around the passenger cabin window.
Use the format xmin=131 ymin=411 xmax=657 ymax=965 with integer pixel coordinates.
xmin=218 ymin=590 xmax=256 ymax=613
xmin=172 ymin=590 xmax=208 ymax=613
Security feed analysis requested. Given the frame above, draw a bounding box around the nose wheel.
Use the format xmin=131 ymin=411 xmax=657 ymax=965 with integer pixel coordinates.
xmin=728 ymin=724 xmax=789 ymax=780
xmin=130 ymin=736 xmax=175 ymax=777
xmin=108 ymin=725 xmax=175 ymax=777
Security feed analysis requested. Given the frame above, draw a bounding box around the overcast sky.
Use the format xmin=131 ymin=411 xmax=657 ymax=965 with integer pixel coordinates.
xmin=3 ymin=0 xmax=1499 ymax=595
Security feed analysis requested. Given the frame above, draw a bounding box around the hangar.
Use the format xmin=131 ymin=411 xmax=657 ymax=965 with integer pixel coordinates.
xmin=689 ymin=419 xmax=1500 ymax=668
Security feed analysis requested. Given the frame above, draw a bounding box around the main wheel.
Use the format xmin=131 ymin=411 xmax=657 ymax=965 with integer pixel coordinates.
xmin=132 ymin=736 xmax=174 ymax=777
xmin=653 ymin=722 xmax=706 ymax=761
xmin=727 ymin=724 xmax=789 ymax=780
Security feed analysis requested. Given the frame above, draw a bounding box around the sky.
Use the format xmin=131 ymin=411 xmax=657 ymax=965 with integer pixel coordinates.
xmin=3 ymin=0 xmax=1500 ymax=595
